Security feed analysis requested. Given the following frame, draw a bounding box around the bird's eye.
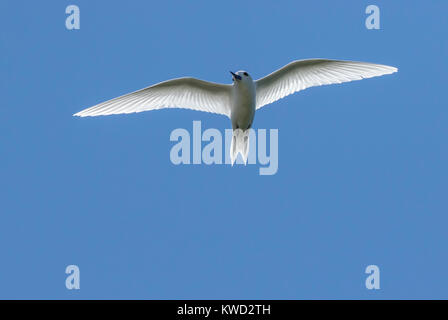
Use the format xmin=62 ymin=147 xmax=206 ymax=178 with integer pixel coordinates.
xmin=243 ymin=72 xmax=248 ymax=76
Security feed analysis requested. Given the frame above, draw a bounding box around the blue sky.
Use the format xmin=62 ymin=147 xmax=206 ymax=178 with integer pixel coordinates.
xmin=1 ymin=1 xmax=447 ymax=299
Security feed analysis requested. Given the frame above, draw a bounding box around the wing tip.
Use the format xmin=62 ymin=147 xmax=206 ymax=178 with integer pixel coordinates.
xmin=73 ymin=111 xmax=89 ymax=117
xmin=73 ymin=109 xmax=100 ymax=117
xmin=386 ymin=65 xmax=398 ymax=73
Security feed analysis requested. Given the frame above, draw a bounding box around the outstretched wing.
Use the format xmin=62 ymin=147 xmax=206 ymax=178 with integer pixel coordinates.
xmin=74 ymin=77 xmax=232 ymax=117
xmin=255 ymin=59 xmax=398 ymax=109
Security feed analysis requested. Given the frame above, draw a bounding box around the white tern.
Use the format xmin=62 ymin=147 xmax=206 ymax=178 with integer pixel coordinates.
xmin=74 ymin=59 xmax=398 ymax=164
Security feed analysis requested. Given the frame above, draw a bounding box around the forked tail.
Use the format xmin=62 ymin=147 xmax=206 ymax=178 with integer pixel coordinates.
xmin=230 ymin=129 xmax=250 ymax=166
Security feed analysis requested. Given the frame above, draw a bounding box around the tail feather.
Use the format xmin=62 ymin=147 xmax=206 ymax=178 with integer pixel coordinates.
xmin=230 ymin=129 xmax=250 ymax=166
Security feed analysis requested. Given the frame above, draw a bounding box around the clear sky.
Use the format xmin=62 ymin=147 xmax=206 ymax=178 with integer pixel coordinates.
xmin=1 ymin=1 xmax=447 ymax=299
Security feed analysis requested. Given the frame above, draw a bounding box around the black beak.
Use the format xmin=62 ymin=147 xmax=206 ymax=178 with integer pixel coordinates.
xmin=230 ymin=71 xmax=242 ymax=81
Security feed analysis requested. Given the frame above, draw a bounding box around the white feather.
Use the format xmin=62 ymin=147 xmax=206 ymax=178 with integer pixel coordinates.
xmin=255 ymin=59 xmax=398 ymax=109
xmin=74 ymin=77 xmax=232 ymax=117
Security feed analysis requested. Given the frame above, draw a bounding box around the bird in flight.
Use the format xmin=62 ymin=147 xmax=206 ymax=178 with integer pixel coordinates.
xmin=74 ymin=59 xmax=397 ymax=165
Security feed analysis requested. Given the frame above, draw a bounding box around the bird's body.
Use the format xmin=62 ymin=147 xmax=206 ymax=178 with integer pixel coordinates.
xmin=74 ymin=59 xmax=398 ymax=164
xmin=229 ymin=71 xmax=256 ymax=162
xmin=230 ymin=71 xmax=256 ymax=131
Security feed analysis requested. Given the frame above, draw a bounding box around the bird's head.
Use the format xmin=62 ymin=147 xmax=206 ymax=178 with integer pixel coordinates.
xmin=230 ymin=71 xmax=253 ymax=84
